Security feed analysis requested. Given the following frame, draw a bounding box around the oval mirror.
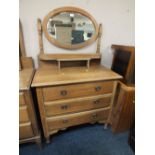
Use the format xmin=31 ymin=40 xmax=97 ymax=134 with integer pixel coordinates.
xmin=42 ymin=7 xmax=99 ymax=49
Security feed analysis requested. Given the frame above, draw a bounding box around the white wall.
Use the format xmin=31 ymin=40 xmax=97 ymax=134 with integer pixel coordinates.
xmin=19 ymin=0 xmax=135 ymax=68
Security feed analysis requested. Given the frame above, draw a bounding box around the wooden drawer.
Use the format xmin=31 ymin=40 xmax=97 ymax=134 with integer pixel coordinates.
xmin=47 ymin=108 xmax=110 ymax=131
xmin=19 ymin=122 xmax=34 ymax=139
xmin=19 ymin=92 xmax=26 ymax=105
xmin=44 ymin=94 xmax=112 ymax=116
xmin=19 ymin=106 xmax=29 ymax=123
xmin=43 ymin=81 xmax=114 ymax=101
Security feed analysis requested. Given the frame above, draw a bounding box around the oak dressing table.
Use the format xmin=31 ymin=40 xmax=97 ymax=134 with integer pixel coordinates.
xmin=31 ymin=7 xmax=122 ymax=143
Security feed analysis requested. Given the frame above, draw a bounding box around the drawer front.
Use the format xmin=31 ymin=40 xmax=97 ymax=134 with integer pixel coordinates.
xmin=43 ymin=81 xmax=114 ymax=101
xmin=47 ymin=108 xmax=110 ymax=131
xmin=19 ymin=106 xmax=29 ymax=123
xmin=19 ymin=122 xmax=34 ymax=139
xmin=45 ymin=95 xmax=111 ymax=116
xmin=19 ymin=92 xmax=26 ymax=105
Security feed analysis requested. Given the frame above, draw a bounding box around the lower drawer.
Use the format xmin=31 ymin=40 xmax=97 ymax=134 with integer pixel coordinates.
xmin=44 ymin=94 xmax=111 ymax=116
xmin=19 ymin=106 xmax=29 ymax=123
xmin=19 ymin=122 xmax=34 ymax=139
xmin=47 ymin=108 xmax=110 ymax=131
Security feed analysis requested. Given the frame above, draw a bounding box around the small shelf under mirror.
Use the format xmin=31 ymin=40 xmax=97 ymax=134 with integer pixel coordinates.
xmin=39 ymin=53 xmax=101 ymax=69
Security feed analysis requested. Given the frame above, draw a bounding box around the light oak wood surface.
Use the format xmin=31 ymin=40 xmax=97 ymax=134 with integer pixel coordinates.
xmin=39 ymin=53 xmax=101 ymax=61
xmin=19 ymin=68 xmax=35 ymax=91
xmin=19 ymin=106 xmax=30 ymax=123
xmin=44 ymin=94 xmax=112 ymax=116
xmin=19 ymin=122 xmax=34 ymax=139
xmin=43 ymin=81 xmax=114 ymax=101
xmin=111 ymin=81 xmax=135 ymax=133
xmin=47 ymin=107 xmax=110 ymax=131
xmin=32 ymin=66 xmax=122 ymax=87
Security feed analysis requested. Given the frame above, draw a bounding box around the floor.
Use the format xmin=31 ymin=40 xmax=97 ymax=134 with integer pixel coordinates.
xmin=19 ymin=124 xmax=134 ymax=155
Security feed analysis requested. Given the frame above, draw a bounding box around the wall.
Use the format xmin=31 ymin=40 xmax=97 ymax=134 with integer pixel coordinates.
xmin=19 ymin=0 xmax=135 ymax=68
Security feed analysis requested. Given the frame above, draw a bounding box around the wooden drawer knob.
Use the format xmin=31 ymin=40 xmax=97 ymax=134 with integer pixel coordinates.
xmin=92 ymin=113 xmax=98 ymax=119
xmin=95 ymin=86 xmax=101 ymax=91
xmin=93 ymin=100 xmax=100 ymax=104
xmin=62 ymin=119 xmax=68 ymax=124
xmin=61 ymin=104 xmax=68 ymax=110
xmin=60 ymin=90 xmax=67 ymax=96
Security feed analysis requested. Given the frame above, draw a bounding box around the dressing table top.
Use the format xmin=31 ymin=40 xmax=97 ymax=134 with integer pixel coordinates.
xmin=31 ymin=66 xmax=122 ymax=88
xmin=19 ymin=68 xmax=35 ymax=91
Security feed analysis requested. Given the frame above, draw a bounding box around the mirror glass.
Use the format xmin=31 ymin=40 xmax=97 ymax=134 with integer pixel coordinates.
xmin=47 ymin=12 xmax=96 ymax=45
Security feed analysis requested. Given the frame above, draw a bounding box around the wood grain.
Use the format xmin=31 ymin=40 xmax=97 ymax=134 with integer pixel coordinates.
xmin=19 ymin=68 xmax=35 ymax=91
xmin=19 ymin=122 xmax=34 ymax=139
xmin=21 ymin=57 xmax=34 ymax=69
xmin=47 ymin=107 xmax=110 ymax=130
xmin=44 ymin=94 xmax=112 ymax=116
xmin=37 ymin=18 xmax=44 ymax=53
xmin=39 ymin=53 xmax=101 ymax=61
xmin=111 ymin=81 xmax=135 ymax=133
xmin=19 ymin=106 xmax=30 ymax=123
xmin=19 ymin=20 xmax=26 ymax=57
xmin=32 ymin=66 xmax=122 ymax=87
xmin=96 ymin=24 xmax=102 ymax=54
xmin=43 ymin=81 xmax=114 ymax=101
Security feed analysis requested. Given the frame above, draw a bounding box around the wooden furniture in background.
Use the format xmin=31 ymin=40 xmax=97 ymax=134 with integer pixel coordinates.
xmin=111 ymin=81 xmax=135 ymax=133
xmin=32 ymin=7 xmax=122 ymax=143
xmin=111 ymin=45 xmax=135 ymax=84
xmin=19 ymin=20 xmax=41 ymax=147
xmin=110 ymin=45 xmax=135 ymax=133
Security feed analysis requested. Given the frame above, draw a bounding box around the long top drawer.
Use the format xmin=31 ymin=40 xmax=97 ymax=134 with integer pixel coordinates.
xmin=43 ymin=81 xmax=114 ymax=101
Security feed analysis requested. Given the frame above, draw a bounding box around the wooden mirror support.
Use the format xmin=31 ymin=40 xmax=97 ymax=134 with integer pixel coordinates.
xmin=37 ymin=7 xmax=103 ymax=69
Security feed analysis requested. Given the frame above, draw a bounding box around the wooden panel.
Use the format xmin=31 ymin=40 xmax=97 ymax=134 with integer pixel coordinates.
xmin=19 ymin=122 xmax=34 ymax=139
xmin=19 ymin=106 xmax=29 ymax=123
xmin=44 ymin=94 xmax=112 ymax=116
xmin=39 ymin=53 xmax=101 ymax=61
xmin=111 ymin=45 xmax=135 ymax=84
xmin=47 ymin=107 xmax=110 ymax=131
xmin=111 ymin=81 xmax=135 ymax=133
xmin=19 ymin=20 xmax=26 ymax=57
xmin=19 ymin=92 xmax=26 ymax=105
xmin=43 ymin=81 xmax=114 ymax=101
xmin=21 ymin=57 xmax=34 ymax=69
xmin=19 ymin=69 xmax=35 ymax=91
xmin=31 ymin=66 xmax=122 ymax=87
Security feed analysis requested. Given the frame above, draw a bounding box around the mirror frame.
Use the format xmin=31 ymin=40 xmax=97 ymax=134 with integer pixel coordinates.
xmin=42 ymin=7 xmax=99 ymax=50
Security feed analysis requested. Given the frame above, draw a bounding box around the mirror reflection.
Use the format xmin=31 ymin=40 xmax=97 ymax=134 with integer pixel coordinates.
xmin=47 ymin=12 xmax=95 ymax=45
